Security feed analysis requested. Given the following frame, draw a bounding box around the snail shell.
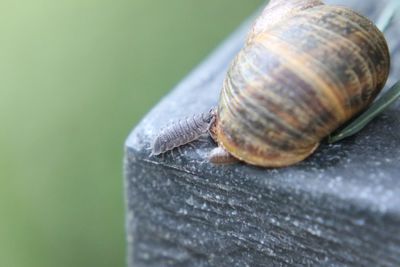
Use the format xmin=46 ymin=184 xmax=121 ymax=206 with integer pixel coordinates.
xmin=211 ymin=0 xmax=390 ymax=167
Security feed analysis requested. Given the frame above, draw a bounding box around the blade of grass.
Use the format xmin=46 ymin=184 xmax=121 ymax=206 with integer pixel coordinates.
xmin=329 ymin=81 xmax=400 ymax=143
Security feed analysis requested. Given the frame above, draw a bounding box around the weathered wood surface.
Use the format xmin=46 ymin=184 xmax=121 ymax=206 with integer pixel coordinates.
xmin=124 ymin=0 xmax=400 ymax=266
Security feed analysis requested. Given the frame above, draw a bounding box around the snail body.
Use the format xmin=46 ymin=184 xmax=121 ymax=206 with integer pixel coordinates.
xmin=152 ymin=0 xmax=390 ymax=167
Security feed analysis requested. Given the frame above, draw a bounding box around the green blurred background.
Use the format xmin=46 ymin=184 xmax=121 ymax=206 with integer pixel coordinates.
xmin=0 ymin=0 xmax=263 ymax=266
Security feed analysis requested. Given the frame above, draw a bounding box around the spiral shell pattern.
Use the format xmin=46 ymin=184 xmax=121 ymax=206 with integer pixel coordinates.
xmin=214 ymin=2 xmax=390 ymax=167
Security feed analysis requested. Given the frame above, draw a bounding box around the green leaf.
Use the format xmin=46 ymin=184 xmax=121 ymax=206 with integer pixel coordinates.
xmin=328 ymin=81 xmax=400 ymax=143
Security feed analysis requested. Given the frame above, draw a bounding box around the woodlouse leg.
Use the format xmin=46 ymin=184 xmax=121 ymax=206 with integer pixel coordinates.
xmin=159 ymin=152 xmax=165 ymax=161
xmin=177 ymin=146 xmax=183 ymax=156
xmin=194 ymin=136 xmax=210 ymax=143
xmin=186 ymin=142 xmax=197 ymax=149
xmin=208 ymin=146 xmax=239 ymax=165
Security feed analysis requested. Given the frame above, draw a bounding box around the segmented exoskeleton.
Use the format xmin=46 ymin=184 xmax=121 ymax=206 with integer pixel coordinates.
xmin=150 ymin=108 xmax=216 ymax=156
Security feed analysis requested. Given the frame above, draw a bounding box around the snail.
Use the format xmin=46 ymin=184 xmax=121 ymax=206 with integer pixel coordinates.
xmin=151 ymin=0 xmax=390 ymax=167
